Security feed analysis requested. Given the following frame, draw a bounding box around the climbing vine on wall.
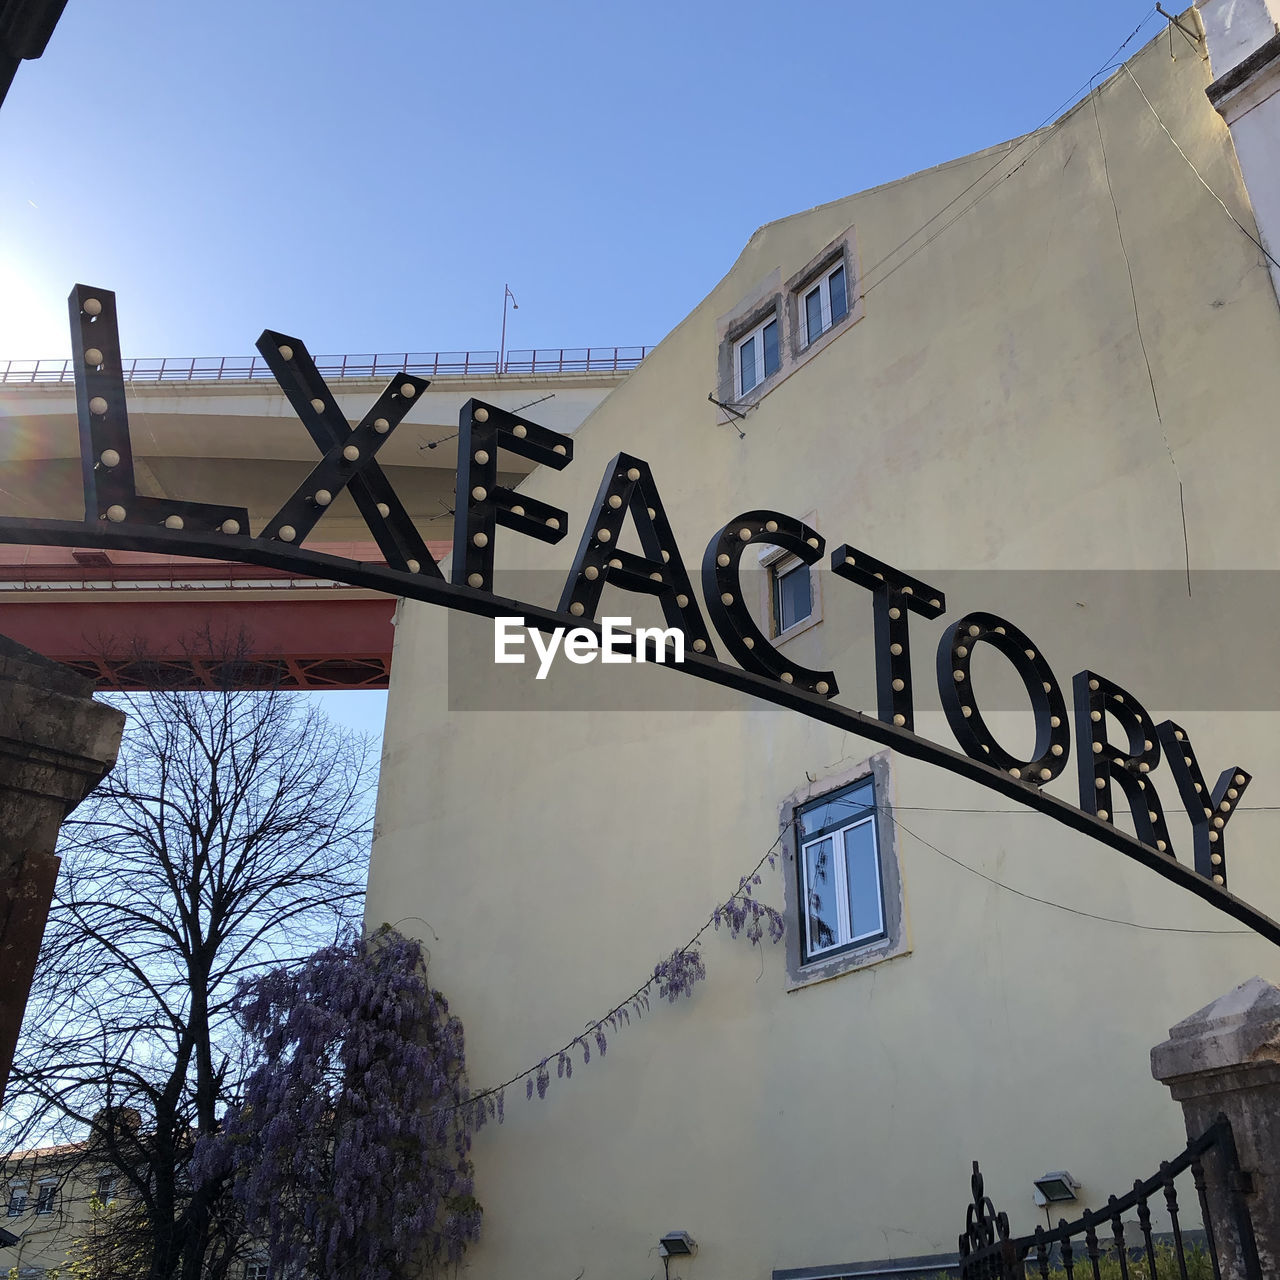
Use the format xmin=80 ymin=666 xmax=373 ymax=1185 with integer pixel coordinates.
xmin=465 ymin=835 xmax=786 ymax=1123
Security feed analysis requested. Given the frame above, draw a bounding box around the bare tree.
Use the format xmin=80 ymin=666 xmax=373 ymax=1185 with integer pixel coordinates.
xmin=2 ymin=674 xmax=375 ymax=1280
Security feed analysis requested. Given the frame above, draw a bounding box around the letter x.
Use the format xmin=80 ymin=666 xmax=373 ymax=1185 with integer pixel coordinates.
xmin=257 ymin=330 xmax=442 ymax=578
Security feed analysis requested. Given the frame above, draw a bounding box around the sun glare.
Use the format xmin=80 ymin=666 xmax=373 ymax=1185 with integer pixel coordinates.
xmin=0 ymin=254 xmax=73 ymax=361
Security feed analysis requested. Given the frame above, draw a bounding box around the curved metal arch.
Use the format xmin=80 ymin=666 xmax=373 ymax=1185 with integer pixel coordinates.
xmin=2 ymin=515 xmax=1278 ymax=949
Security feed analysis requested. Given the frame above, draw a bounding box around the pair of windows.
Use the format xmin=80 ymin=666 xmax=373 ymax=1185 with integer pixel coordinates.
xmin=245 ymin=1262 xmax=270 ymax=1280
xmin=732 ymin=260 xmax=850 ymax=399
xmin=3 ymin=1185 xmax=53 ymax=1216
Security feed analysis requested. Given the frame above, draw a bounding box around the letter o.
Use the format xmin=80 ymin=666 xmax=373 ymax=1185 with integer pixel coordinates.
xmin=936 ymin=612 xmax=1070 ymax=785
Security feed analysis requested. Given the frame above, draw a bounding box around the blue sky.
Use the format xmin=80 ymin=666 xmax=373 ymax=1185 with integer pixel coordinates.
xmin=1 ymin=1 xmax=1166 ymax=746
xmin=2 ymin=1 xmax=1162 ymax=362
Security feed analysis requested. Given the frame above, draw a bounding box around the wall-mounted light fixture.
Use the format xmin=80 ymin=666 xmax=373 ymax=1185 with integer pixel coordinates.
xmin=1032 ymin=1171 xmax=1081 ymax=1206
xmin=659 ymin=1231 xmax=697 ymax=1258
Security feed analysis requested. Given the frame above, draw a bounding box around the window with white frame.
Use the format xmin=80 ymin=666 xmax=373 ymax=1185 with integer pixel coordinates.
xmin=6 ymin=1185 xmax=26 ymax=1217
xmin=796 ymin=774 xmax=885 ymax=963
xmin=798 ymin=260 xmax=849 ymax=348
xmin=734 ymin=312 xmax=780 ymax=397
xmin=244 ymin=1261 xmax=270 ymax=1280
xmin=770 ymin=557 xmax=813 ymax=635
xmin=95 ymin=1173 xmax=116 ymax=1203
xmin=34 ymin=1183 xmax=56 ymax=1215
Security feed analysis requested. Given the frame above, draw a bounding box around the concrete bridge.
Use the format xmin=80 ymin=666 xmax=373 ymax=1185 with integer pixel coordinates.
xmin=0 ymin=347 xmax=642 ymax=686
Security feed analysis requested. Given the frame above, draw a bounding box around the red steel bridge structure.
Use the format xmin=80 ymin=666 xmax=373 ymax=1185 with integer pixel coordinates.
xmin=0 ymin=540 xmax=451 ymax=690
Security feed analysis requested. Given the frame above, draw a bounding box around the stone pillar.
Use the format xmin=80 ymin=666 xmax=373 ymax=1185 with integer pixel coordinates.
xmin=0 ymin=634 xmax=124 ymax=1109
xmin=1151 ymin=977 xmax=1280 ymax=1280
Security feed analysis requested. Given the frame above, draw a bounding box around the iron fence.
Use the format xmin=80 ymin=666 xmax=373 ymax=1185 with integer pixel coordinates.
xmin=0 ymin=346 xmax=652 ymax=385
xmin=959 ymin=1115 xmax=1260 ymax=1279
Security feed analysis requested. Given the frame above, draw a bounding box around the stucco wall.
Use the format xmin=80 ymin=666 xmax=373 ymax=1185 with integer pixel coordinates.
xmin=367 ymin=29 xmax=1280 ymax=1280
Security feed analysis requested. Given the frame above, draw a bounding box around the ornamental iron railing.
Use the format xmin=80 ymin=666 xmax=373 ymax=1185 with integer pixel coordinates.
xmin=0 ymin=346 xmax=653 ymax=385
xmin=958 ymin=1115 xmax=1261 ymax=1279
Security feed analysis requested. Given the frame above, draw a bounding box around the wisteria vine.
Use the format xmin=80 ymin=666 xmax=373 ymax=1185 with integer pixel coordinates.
xmin=463 ymin=833 xmax=787 ymax=1125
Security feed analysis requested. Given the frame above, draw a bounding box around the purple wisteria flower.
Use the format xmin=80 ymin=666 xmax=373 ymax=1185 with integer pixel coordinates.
xmin=195 ymin=927 xmax=481 ymax=1280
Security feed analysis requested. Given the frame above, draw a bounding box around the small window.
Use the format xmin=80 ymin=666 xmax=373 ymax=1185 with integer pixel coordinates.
xmin=96 ymin=1174 xmax=116 ymax=1202
xmin=245 ymin=1262 xmax=271 ymax=1280
xmin=735 ymin=313 xmax=780 ymax=397
xmin=797 ymin=775 xmax=886 ymax=963
xmin=34 ymin=1184 xmax=56 ymax=1215
xmin=771 ymin=559 xmax=813 ymax=635
xmin=799 ymin=262 xmax=849 ymax=348
xmin=7 ymin=1187 xmax=26 ymax=1217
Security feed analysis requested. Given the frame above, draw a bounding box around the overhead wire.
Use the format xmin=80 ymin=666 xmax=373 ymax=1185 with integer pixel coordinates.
xmin=445 ymin=5 xmax=1280 ymax=1118
xmin=857 ymin=7 xmax=1161 ymax=300
xmin=459 ymin=831 xmax=786 ymax=1113
xmin=456 ymin=789 xmax=1264 ymax=1113
xmin=1122 ymin=64 xmax=1280 ymax=272
xmin=1089 ymin=71 xmax=1193 ymax=597
xmin=889 ymin=811 xmax=1253 ymax=935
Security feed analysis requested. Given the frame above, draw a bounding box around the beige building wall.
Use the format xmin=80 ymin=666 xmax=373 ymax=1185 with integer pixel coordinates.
xmin=367 ymin=26 xmax=1280 ymax=1280
xmin=3 ymin=1145 xmax=111 ymax=1277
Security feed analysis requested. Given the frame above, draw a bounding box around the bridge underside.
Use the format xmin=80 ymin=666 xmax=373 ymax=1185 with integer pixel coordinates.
xmin=3 ymin=596 xmax=394 ymax=689
xmin=0 ymin=542 xmax=441 ymax=690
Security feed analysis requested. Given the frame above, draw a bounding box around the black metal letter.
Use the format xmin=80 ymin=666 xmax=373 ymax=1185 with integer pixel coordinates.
xmin=70 ymin=285 xmax=249 ymax=536
xmin=938 ymin=612 xmax=1071 ymax=786
xmin=1073 ymin=671 xmax=1172 ymax=852
xmin=1156 ymin=720 xmax=1251 ymax=887
xmin=453 ymin=399 xmax=572 ymax=592
xmin=256 ymin=330 xmax=434 ymax=572
xmin=558 ymin=453 xmax=715 ymax=657
xmin=702 ymin=512 xmax=835 ymax=696
xmin=831 ymin=545 xmax=945 ymax=729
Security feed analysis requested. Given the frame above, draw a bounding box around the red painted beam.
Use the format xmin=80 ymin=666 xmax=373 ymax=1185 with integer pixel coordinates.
xmin=0 ymin=597 xmax=395 ymax=690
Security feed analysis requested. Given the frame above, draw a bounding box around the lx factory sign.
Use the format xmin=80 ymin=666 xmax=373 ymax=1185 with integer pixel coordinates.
xmin=0 ymin=286 xmax=1273 ymax=946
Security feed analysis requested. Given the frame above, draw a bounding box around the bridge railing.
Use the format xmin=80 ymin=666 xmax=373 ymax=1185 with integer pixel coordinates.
xmin=0 ymin=346 xmax=653 ymax=385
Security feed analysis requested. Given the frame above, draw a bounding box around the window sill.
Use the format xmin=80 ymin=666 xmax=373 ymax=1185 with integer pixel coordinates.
xmin=785 ymin=934 xmax=911 ymax=993
xmin=773 ymin=612 xmax=821 ymax=645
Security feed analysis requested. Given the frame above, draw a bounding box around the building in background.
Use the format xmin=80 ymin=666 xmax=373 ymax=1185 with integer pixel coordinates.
xmin=365 ymin=4 xmax=1280 ymax=1278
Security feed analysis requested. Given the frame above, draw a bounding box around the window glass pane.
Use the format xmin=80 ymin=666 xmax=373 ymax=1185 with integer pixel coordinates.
xmin=762 ymin=318 xmax=779 ymax=377
xmin=800 ymin=778 xmax=875 ymax=839
xmin=844 ymin=820 xmax=884 ymax=940
xmin=775 ymin=563 xmax=811 ymax=633
xmin=805 ymin=287 xmax=823 ymax=344
xmin=829 ymin=265 xmax=848 ymax=323
xmin=803 ymin=837 xmax=840 ymax=954
xmin=738 ymin=335 xmax=757 ymax=393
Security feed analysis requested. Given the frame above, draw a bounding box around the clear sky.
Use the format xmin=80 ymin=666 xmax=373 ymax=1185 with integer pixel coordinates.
xmin=1 ymin=0 xmax=1166 ymax=749
xmin=1 ymin=1 xmax=1163 ymax=364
